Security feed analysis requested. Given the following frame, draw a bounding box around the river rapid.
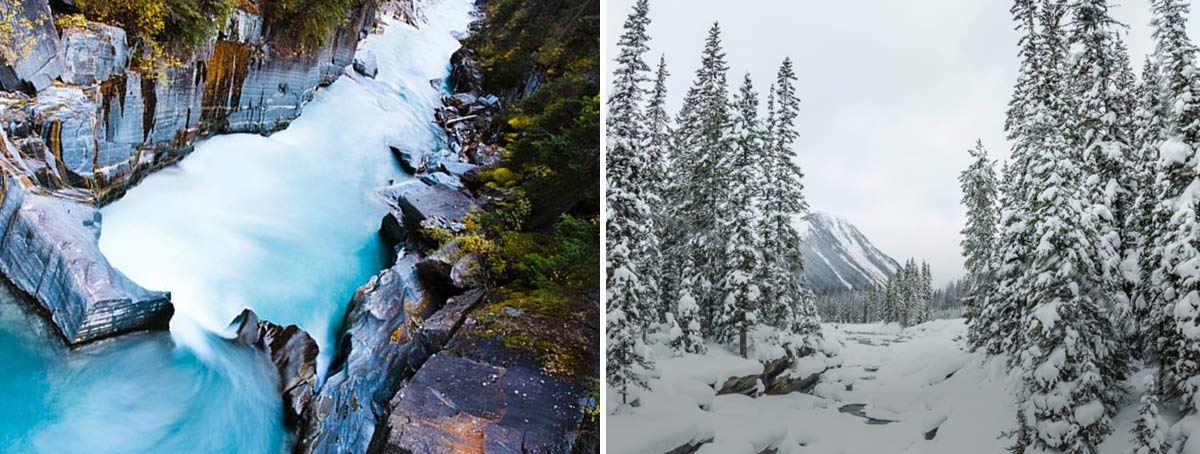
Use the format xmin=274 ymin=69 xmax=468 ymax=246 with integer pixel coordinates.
xmin=0 ymin=1 xmax=473 ymax=452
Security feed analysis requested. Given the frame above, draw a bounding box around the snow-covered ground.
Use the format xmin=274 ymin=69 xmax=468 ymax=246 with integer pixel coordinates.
xmin=608 ymin=319 xmax=1167 ymax=454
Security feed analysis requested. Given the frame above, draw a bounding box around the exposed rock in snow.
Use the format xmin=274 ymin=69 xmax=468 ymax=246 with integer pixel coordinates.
xmin=794 ymin=212 xmax=900 ymax=292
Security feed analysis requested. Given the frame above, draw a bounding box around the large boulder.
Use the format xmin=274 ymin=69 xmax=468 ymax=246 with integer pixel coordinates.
xmin=378 ymin=180 xmax=475 ymax=248
xmin=228 ymin=308 xmax=318 ymax=428
xmin=57 ymin=21 xmax=129 ymax=86
xmin=353 ymin=51 xmax=378 ymax=78
xmin=448 ymin=48 xmax=484 ymax=95
xmin=0 ymin=173 xmax=172 ymax=345
xmin=295 ymin=253 xmax=484 ymax=454
xmin=716 ymin=356 xmax=828 ymax=396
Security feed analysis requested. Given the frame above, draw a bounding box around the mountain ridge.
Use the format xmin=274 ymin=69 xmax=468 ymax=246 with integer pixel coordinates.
xmin=795 ymin=211 xmax=900 ymax=292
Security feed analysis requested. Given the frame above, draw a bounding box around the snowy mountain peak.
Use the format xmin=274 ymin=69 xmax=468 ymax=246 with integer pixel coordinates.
xmin=795 ymin=212 xmax=900 ymax=292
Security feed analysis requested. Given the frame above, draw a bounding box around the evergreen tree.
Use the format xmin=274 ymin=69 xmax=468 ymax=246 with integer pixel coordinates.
xmin=978 ymin=0 xmax=1042 ymax=356
xmin=1012 ymin=2 xmax=1129 ymax=451
xmin=646 ymin=54 xmax=678 ymax=321
xmin=1130 ymin=56 xmax=1169 ymax=356
xmin=668 ymin=288 xmax=706 ymax=355
xmin=606 ymin=0 xmax=655 ymax=404
xmin=1068 ymin=0 xmax=1137 ymax=315
xmin=715 ymin=74 xmax=766 ymax=357
xmin=758 ymin=58 xmax=822 ymax=342
xmin=673 ymin=23 xmax=734 ymax=338
xmin=1147 ymin=0 xmax=1200 ymax=421
xmin=1131 ymin=377 xmax=1168 ymax=454
xmin=961 ymin=140 xmax=999 ymax=351
xmin=917 ymin=262 xmax=933 ymax=324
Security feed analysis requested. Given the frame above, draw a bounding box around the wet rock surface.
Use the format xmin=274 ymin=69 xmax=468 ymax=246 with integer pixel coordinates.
xmin=379 ymin=331 xmax=589 ymax=454
xmin=378 ymin=179 xmax=475 ymax=247
xmin=0 ymin=173 xmax=172 ymax=346
xmin=229 ymin=308 xmax=318 ymax=428
xmin=296 ymin=257 xmax=484 ymax=454
xmin=448 ymin=48 xmax=484 ymax=95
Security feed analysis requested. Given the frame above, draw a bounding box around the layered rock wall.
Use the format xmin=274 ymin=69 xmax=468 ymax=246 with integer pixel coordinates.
xmin=1 ymin=0 xmax=379 ymax=203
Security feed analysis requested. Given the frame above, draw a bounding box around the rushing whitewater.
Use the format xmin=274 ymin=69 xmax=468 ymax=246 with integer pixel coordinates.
xmin=0 ymin=1 xmax=474 ymax=452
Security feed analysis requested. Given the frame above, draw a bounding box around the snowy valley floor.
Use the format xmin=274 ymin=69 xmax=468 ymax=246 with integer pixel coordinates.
xmin=608 ymin=319 xmax=1169 ymax=454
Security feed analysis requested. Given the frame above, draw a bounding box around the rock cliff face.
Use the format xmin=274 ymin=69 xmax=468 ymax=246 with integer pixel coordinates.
xmin=0 ymin=0 xmax=63 ymax=93
xmin=1 ymin=0 xmax=378 ymax=203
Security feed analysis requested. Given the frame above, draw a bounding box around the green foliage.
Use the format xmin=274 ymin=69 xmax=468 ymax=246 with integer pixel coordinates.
xmin=466 ymin=0 xmax=600 ymax=227
xmin=76 ymin=0 xmax=231 ymax=47
xmin=518 ymin=214 xmax=599 ymax=290
xmin=455 ymin=0 xmax=599 ymax=382
xmin=259 ymin=0 xmax=352 ymax=52
xmin=163 ymin=0 xmax=234 ymax=47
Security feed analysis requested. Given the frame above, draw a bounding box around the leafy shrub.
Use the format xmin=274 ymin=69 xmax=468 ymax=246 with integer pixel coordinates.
xmin=518 ymin=215 xmax=598 ymax=290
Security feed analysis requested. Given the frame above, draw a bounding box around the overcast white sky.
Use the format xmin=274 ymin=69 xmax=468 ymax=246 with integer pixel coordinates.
xmin=605 ymin=0 xmax=1200 ymax=284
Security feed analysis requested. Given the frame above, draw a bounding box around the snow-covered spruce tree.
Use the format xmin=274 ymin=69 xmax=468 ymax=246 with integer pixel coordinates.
xmin=669 ymin=287 xmax=706 ymax=355
xmin=1067 ymin=0 xmax=1138 ymax=312
xmin=881 ymin=275 xmax=901 ymax=324
xmin=961 ymin=140 xmax=999 ymax=350
xmin=715 ymin=74 xmax=765 ymax=358
xmin=976 ymin=0 xmax=1041 ymax=357
xmin=917 ymin=262 xmax=933 ymax=324
xmin=607 ymin=297 xmax=651 ymax=405
xmin=1129 ymin=56 xmax=1169 ymax=357
xmin=606 ymin=0 xmax=655 ymax=404
xmin=902 ymin=259 xmax=919 ymax=326
xmin=1012 ymin=2 xmax=1129 ymax=451
xmin=673 ymin=23 xmax=735 ymax=338
xmin=1146 ymin=0 xmax=1200 ymax=421
xmin=1131 ymin=376 xmax=1168 ymax=454
xmin=759 ymin=58 xmax=822 ymax=343
xmin=645 ymin=54 xmax=677 ymax=321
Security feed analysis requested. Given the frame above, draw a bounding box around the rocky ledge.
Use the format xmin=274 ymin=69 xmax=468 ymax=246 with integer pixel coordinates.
xmin=298 ymin=168 xmax=596 ymax=452
xmin=0 ymin=171 xmax=172 ymax=345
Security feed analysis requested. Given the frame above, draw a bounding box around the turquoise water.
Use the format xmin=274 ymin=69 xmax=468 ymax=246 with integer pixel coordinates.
xmin=0 ymin=1 xmax=473 ymax=452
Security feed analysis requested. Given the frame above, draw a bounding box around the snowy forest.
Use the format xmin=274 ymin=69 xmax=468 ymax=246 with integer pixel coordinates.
xmin=606 ymin=0 xmax=832 ymax=403
xmin=958 ymin=0 xmax=1200 ymax=451
xmin=608 ymin=0 xmax=1200 ymax=452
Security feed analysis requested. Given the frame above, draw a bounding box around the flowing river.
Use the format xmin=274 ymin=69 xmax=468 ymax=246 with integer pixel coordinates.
xmin=0 ymin=1 xmax=473 ymax=452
